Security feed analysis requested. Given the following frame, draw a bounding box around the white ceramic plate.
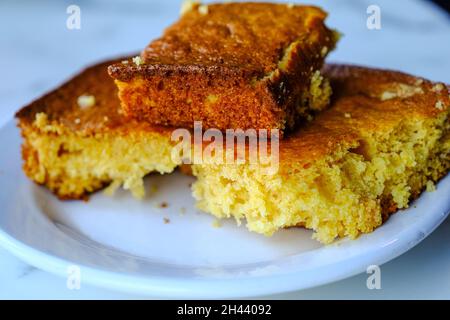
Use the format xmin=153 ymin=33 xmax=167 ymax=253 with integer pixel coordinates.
xmin=0 ymin=120 xmax=449 ymax=298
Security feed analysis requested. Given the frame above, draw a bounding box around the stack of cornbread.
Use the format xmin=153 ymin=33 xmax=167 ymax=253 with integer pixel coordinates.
xmin=16 ymin=2 xmax=449 ymax=243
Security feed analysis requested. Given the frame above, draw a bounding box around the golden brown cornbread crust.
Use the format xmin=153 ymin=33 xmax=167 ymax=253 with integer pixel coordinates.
xmin=108 ymin=2 xmax=337 ymax=134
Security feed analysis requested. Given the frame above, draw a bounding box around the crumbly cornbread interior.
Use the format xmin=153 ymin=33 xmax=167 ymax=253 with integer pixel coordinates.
xmin=20 ymin=113 xmax=178 ymax=199
xmin=192 ymin=112 xmax=449 ymax=243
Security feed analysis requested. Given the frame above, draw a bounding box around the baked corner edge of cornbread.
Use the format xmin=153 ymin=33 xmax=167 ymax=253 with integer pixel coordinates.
xmin=15 ymin=60 xmax=180 ymax=200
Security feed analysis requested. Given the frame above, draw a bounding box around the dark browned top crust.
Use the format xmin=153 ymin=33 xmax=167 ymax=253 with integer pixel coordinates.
xmin=108 ymin=2 xmax=337 ymax=133
xmin=111 ymin=2 xmax=332 ymax=79
xmin=15 ymin=58 xmax=173 ymax=136
xmin=147 ymin=2 xmax=327 ymax=72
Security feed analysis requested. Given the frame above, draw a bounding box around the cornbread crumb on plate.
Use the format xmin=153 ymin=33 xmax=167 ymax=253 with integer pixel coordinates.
xmin=16 ymin=60 xmax=449 ymax=244
xmin=159 ymin=202 xmax=168 ymax=208
xmin=108 ymin=2 xmax=338 ymax=135
xmin=212 ymin=220 xmax=222 ymax=228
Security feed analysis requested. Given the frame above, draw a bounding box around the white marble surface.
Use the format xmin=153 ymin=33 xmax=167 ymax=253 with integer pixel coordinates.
xmin=0 ymin=0 xmax=449 ymax=299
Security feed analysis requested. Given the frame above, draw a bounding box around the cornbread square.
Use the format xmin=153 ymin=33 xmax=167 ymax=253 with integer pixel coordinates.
xmin=108 ymin=2 xmax=338 ymax=134
xmin=16 ymin=59 xmax=179 ymax=199
xmin=16 ymin=60 xmax=449 ymax=243
xmin=192 ymin=65 xmax=449 ymax=243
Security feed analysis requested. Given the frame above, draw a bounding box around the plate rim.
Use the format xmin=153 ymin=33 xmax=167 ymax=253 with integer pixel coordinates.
xmin=1 ymin=210 xmax=448 ymax=298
